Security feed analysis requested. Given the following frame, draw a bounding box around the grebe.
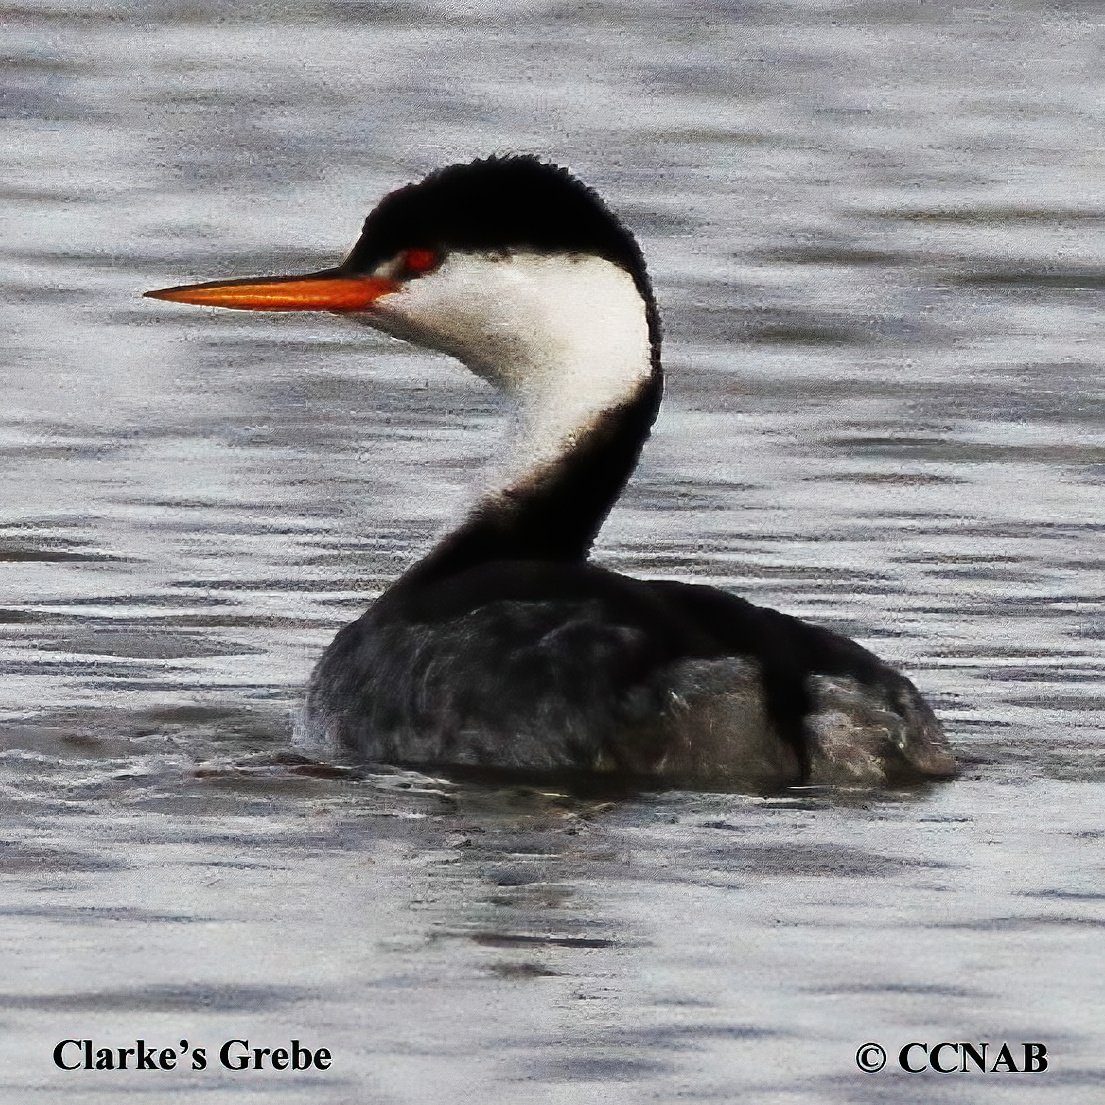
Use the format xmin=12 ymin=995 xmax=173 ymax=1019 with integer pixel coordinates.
xmin=146 ymin=155 xmax=955 ymax=790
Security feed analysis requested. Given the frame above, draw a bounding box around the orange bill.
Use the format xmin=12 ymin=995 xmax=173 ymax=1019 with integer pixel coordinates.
xmin=144 ymin=268 xmax=398 ymax=312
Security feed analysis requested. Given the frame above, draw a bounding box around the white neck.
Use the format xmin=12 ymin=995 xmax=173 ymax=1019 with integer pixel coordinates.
xmin=366 ymin=251 xmax=654 ymax=496
xmin=491 ymin=258 xmax=653 ymax=490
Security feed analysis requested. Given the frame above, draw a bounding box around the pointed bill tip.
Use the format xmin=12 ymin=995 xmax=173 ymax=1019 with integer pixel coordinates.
xmin=143 ymin=285 xmax=199 ymax=303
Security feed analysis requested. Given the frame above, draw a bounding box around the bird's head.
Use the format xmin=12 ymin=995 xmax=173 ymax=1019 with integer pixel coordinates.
xmin=146 ymin=155 xmax=661 ymax=396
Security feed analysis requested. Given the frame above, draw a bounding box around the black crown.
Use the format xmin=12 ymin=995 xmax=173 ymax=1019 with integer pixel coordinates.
xmin=342 ymin=155 xmax=654 ymax=308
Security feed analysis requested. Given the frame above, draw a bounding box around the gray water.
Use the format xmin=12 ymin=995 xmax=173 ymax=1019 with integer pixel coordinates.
xmin=3 ymin=1 xmax=1104 ymax=1101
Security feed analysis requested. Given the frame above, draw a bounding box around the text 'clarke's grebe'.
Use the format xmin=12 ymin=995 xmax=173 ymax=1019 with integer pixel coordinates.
xmin=146 ymin=155 xmax=955 ymax=791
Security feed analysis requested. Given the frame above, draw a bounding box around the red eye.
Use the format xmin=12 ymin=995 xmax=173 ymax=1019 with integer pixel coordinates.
xmin=403 ymin=248 xmax=439 ymax=275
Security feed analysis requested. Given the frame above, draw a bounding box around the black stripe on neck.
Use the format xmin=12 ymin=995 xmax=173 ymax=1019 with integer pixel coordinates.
xmin=397 ymin=371 xmax=663 ymax=588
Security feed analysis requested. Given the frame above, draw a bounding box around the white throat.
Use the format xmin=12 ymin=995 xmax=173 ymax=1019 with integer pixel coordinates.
xmin=365 ymin=252 xmax=654 ymax=492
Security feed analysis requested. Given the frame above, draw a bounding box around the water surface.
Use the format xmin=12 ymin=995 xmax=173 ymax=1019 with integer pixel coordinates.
xmin=3 ymin=1 xmax=1104 ymax=1101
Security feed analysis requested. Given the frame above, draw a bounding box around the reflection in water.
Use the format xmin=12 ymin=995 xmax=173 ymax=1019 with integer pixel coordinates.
xmin=3 ymin=0 xmax=1105 ymax=1101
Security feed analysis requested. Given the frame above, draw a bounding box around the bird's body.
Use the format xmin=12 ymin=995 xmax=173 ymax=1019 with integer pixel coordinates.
xmin=147 ymin=155 xmax=955 ymax=790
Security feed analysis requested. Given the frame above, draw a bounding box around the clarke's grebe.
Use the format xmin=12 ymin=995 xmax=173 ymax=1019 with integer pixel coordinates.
xmin=146 ymin=155 xmax=955 ymax=790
